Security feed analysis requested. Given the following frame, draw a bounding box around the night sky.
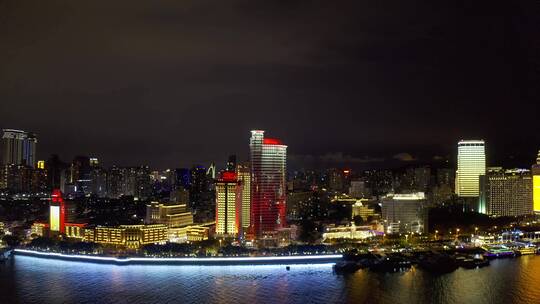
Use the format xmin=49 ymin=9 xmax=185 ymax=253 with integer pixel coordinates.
xmin=1 ymin=0 xmax=539 ymax=169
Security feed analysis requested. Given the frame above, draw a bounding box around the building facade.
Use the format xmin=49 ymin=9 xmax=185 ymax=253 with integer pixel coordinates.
xmin=237 ymin=163 xmax=251 ymax=231
xmin=49 ymin=189 xmax=66 ymax=233
xmin=532 ymin=150 xmax=540 ymax=213
xmin=146 ymin=202 xmax=193 ymax=228
xmin=215 ymin=172 xmax=241 ymax=236
xmin=381 ymin=193 xmax=426 ymax=234
xmin=1 ymin=129 xmax=37 ymax=167
xmin=479 ymin=168 xmax=533 ymax=217
xmin=456 ymin=140 xmax=486 ymax=211
xmin=250 ymin=130 xmax=287 ymax=237
xmin=88 ymin=224 xmax=168 ymax=249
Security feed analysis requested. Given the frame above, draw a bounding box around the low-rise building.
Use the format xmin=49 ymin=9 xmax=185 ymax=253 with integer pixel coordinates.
xmin=146 ymin=202 xmax=193 ymax=228
xmin=31 ymin=222 xmax=49 ymax=237
xmin=323 ymin=224 xmax=380 ymax=241
xmin=86 ymin=224 xmax=168 ymax=249
xmin=168 ymin=224 xmax=210 ymax=243
xmin=65 ymin=223 xmax=87 ymax=240
xmin=352 ymin=199 xmax=377 ymax=221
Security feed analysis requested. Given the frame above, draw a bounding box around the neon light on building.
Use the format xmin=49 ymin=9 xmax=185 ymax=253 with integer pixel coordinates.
xmin=533 ymin=150 xmax=540 ymax=212
xmin=456 ymin=140 xmax=486 ymax=198
xmin=49 ymin=189 xmax=66 ymax=233
xmin=250 ymin=130 xmax=287 ymax=237
xmin=215 ymin=172 xmax=241 ymax=236
xmin=534 ymin=174 xmax=540 ymax=212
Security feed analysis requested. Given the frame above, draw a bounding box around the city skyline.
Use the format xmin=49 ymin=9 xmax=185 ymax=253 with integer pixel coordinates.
xmin=2 ymin=2 xmax=540 ymax=304
xmin=1 ymin=127 xmax=539 ymax=171
xmin=1 ymin=1 xmax=539 ymax=169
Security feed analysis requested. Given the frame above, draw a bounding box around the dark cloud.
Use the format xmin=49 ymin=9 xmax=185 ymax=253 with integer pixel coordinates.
xmin=0 ymin=0 xmax=539 ymax=168
xmin=393 ymin=153 xmax=416 ymax=162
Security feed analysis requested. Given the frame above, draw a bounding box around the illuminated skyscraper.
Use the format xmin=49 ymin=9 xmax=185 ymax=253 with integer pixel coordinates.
xmin=456 ymin=140 xmax=486 ymax=199
xmin=215 ymin=172 xmax=241 ymax=236
xmin=532 ymin=150 xmax=540 ymax=212
xmin=479 ymin=168 xmax=533 ymax=217
xmin=250 ymin=130 xmax=287 ymax=237
xmin=50 ymin=189 xmax=66 ymax=233
xmin=1 ymin=129 xmax=37 ymax=167
xmin=237 ymin=162 xmax=251 ymax=231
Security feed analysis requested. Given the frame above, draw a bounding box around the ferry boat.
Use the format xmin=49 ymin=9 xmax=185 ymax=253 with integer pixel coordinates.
xmin=516 ymin=247 xmax=537 ymax=255
xmin=483 ymin=245 xmax=515 ymax=259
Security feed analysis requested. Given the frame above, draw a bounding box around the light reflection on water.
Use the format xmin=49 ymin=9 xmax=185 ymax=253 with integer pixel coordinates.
xmin=1 ymin=255 xmax=540 ymax=303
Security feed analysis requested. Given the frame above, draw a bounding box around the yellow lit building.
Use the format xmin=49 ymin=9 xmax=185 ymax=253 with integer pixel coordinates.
xmin=352 ymin=199 xmax=376 ymax=221
xmin=322 ymin=224 xmax=378 ymax=241
xmin=168 ymin=224 xmax=210 ymax=243
xmin=456 ymin=140 xmax=486 ymax=198
xmin=533 ymin=150 xmax=540 ymax=212
xmin=88 ymin=224 xmax=168 ymax=249
xmin=0 ymin=222 xmax=4 ymax=234
xmin=31 ymin=222 xmax=49 ymax=237
xmin=37 ymin=160 xmax=45 ymax=170
xmin=65 ymin=223 xmax=86 ymax=240
xmin=215 ymin=172 xmax=241 ymax=236
xmin=237 ymin=163 xmax=251 ymax=231
xmin=146 ymin=202 xmax=193 ymax=228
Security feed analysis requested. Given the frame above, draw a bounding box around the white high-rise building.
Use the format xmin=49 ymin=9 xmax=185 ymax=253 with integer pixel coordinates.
xmin=456 ymin=140 xmax=486 ymax=199
xmin=250 ymin=130 xmax=287 ymax=237
xmin=1 ymin=129 xmax=37 ymax=167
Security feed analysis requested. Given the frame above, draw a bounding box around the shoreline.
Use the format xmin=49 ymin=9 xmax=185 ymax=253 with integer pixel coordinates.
xmin=12 ymin=249 xmax=343 ymax=266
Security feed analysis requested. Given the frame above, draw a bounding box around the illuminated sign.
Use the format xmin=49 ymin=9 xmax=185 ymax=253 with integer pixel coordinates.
xmin=50 ymin=206 xmax=60 ymax=232
xmin=534 ymin=176 xmax=540 ymax=212
xmin=37 ymin=160 xmax=45 ymax=169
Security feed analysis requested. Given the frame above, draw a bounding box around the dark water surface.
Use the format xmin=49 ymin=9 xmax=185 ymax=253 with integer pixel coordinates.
xmin=1 ymin=255 xmax=540 ymax=304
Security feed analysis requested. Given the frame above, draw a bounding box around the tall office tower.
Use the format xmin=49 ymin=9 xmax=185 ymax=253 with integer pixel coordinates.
xmin=479 ymin=168 xmax=533 ymax=217
xmin=1 ymin=129 xmax=37 ymax=167
xmin=250 ymin=130 xmax=287 ymax=237
xmin=69 ymin=156 xmax=92 ymax=196
xmin=532 ymin=150 xmax=540 ymax=212
xmin=1 ymin=164 xmax=32 ymax=192
xmin=90 ymin=167 xmax=107 ymax=198
xmin=456 ymin=140 xmax=486 ymax=198
xmin=215 ymin=172 xmax=241 ymax=236
xmin=237 ymin=162 xmax=251 ymax=231
xmin=328 ymin=169 xmax=345 ymax=192
xmin=46 ymin=154 xmax=67 ymax=190
xmin=349 ymin=179 xmax=370 ymax=198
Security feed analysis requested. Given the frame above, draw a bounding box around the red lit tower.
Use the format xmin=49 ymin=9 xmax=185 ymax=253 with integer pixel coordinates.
xmin=249 ymin=130 xmax=287 ymax=237
xmin=49 ymin=189 xmax=66 ymax=233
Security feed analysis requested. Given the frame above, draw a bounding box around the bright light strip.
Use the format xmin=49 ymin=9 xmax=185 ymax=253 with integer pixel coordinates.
xmin=14 ymin=249 xmax=342 ymax=264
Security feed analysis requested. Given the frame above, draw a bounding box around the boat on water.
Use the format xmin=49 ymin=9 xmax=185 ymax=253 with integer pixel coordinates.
xmin=483 ymin=245 xmax=515 ymax=259
xmin=456 ymin=255 xmax=490 ymax=269
xmin=516 ymin=247 xmax=537 ymax=256
xmin=369 ymin=256 xmax=411 ymax=273
xmin=0 ymin=248 xmax=13 ymax=263
xmin=418 ymin=254 xmax=458 ymax=273
xmin=333 ymin=261 xmax=361 ymax=274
